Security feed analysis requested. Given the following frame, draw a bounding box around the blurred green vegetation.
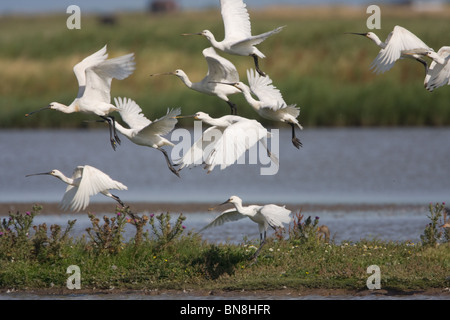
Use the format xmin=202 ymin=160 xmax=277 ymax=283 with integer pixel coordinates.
xmin=1 ymin=6 xmax=450 ymax=128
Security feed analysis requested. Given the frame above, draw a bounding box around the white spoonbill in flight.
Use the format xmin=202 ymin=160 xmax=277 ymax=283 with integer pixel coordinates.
xmin=110 ymin=97 xmax=181 ymax=177
xmin=226 ymin=69 xmax=303 ymax=149
xmin=151 ymin=47 xmax=241 ymax=114
xmin=201 ymin=195 xmax=292 ymax=245
xmin=347 ymin=26 xmax=432 ymax=74
xmin=182 ymin=0 xmax=284 ymax=77
xmin=404 ymin=47 xmax=450 ymax=92
xmin=174 ymin=112 xmax=278 ymax=174
xmin=26 ymin=165 xmax=127 ymax=212
xmin=25 ymin=45 xmax=135 ymax=150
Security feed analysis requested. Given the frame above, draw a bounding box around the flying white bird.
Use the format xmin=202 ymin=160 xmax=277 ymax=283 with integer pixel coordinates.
xmin=25 ymin=45 xmax=135 ymax=150
xmin=404 ymin=47 xmax=450 ymax=92
xmin=226 ymin=69 xmax=303 ymax=149
xmin=151 ymin=47 xmax=241 ymax=114
xmin=347 ymin=26 xmax=432 ymax=74
xmin=201 ymin=195 xmax=292 ymax=244
xmin=110 ymin=97 xmax=181 ymax=177
xmin=182 ymin=0 xmax=284 ymax=77
xmin=26 ymin=165 xmax=127 ymax=212
xmin=174 ymin=112 xmax=278 ymax=173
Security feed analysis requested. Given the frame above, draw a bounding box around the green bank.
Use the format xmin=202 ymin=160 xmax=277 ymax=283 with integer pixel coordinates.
xmin=1 ymin=7 xmax=450 ymax=128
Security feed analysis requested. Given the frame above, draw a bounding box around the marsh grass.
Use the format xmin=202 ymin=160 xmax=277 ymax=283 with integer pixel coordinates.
xmin=0 ymin=204 xmax=448 ymax=292
xmin=2 ymin=7 xmax=450 ymax=128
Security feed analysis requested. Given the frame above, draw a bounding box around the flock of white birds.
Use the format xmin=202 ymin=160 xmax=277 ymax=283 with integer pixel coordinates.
xmin=24 ymin=0 xmax=450 ymax=243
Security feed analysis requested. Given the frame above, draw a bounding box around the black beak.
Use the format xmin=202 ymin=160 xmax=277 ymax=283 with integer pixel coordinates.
xmin=345 ymin=32 xmax=368 ymax=37
xmin=25 ymin=105 xmax=51 ymax=117
xmin=26 ymin=172 xmax=51 ymax=177
xmin=208 ymin=199 xmax=231 ymax=211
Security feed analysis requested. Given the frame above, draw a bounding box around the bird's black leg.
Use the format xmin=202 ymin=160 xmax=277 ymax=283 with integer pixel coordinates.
xmin=111 ymin=193 xmax=125 ymax=207
xmin=226 ymin=101 xmax=237 ymax=115
xmin=109 ymin=115 xmax=121 ymax=145
xmin=158 ymin=147 xmax=181 ymax=178
xmin=251 ymin=233 xmax=266 ymax=262
xmin=252 ymin=54 xmax=266 ymax=77
xmin=100 ymin=116 xmax=118 ymax=150
xmin=290 ymin=123 xmax=302 ymax=149
xmin=416 ymin=57 xmax=428 ymax=76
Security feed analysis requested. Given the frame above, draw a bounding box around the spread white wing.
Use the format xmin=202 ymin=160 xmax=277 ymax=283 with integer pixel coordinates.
xmin=371 ymin=25 xmax=430 ymax=74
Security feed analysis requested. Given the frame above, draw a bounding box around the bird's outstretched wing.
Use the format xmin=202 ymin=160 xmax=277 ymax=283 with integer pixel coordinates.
xmin=426 ymin=47 xmax=450 ymax=92
xmin=139 ymin=108 xmax=181 ymax=138
xmin=73 ymin=45 xmax=108 ymax=98
xmin=175 ymin=126 xmax=226 ymax=170
xmin=83 ymin=52 xmax=135 ymax=103
xmin=114 ymin=97 xmax=151 ymax=130
xmin=204 ymin=119 xmax=269 ymax=172
xmin=62 ymin=165 xmax=127 ymax=212
xmin=371 ymin=25 xmax=430 ymax=74
xmin=221 ymin=0 xmax=251 ymax=42
xmin=203 ymin=47 xmax=239 ymax=83
xmin=200 ymin=208 xmax=246 ymax=231
xmin=246 ymin=69 xmax=286 ymax=110
xmin=260 ymin=204 xmax=292 ymax=229
xmin=231 ymin=26 xmax=285 ymax=51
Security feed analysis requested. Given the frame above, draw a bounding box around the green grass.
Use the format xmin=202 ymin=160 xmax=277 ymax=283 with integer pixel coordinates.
xmin=2 ymin=7 xmax=450 ymax=128
xmin=0 ymin=205 xmax=448 ymax=293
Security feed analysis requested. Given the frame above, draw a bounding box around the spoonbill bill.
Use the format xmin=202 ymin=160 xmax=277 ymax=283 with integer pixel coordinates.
xmin=174 ymin=112 xmax=278 ymax=173
xmin=26 ymin=165 xmax=127 ymax=212
xmin=111 ymin=97 xmax=181 ymax=177
xmin=347 ymin=26 xmax=431 ymax=74
xmin=25 ymin=45 xmax=135 ymax=150
xmin=404 ymin=47 xmax=450 ymax=92
xmin=226 ymin=69 xmax=303 ymax=149
xmin=182 ymin=0 xmax=284 ymax=77
xmin=201 ymin=195 xmax=292 ymax=245
xmin=151 ymin=47 xmax=241 ymax=114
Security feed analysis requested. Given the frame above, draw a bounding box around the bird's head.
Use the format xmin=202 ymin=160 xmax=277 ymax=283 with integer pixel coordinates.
xmin=226 ymin=195 xmax=241 ymax=205
xmin=232 ymin=82 xmax=247 ymax=92
xmin=25 ymin=102 xmax=71 ymax=117
xmin=193 ymin=112 xmax=209 ymax=120
xmin=151 ymin=70 xmax=186 ymax=78
xmin=174 ymin=111 xmax=208 ymax=121
xmin=208 ymin=195 xmax=241 ymax=211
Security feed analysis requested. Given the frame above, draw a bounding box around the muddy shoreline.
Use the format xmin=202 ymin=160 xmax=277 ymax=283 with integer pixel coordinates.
xmin=0 ymin=202 xmax=427 ymax=216
xmin=2 ymin=287 xmax=449 ymax=298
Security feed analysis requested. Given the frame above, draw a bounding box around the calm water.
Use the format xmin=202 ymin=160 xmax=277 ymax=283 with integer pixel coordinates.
xmin=1 ymin=128 xmax=449 ymax=300
xmin=1 ymin=128 xmax=449 ymax=204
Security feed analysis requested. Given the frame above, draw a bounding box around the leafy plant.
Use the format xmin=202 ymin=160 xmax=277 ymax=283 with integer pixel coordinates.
xmin=85 ymin=208 xmax=127 ymax=254
xmin=149 ymin=212 xmax=186 ymax=249
xmin=420 ymin=202 xmax=449 ymax=247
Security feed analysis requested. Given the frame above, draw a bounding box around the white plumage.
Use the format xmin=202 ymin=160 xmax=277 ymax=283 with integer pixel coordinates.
xmin=112 ymin=97 xmax=181 ymax=177
xmin=348 ymin=26 xmax=431 ymax=74
xmin=201 ymin=195 xmax=292 ymax=244
xmin=26 ymin=165 xmax=127 ymax=212
xmin=175 ymin=112 xmax=278 ymax=173
xmin=26 ymin=45 xmax=136 ymax=150
xmin=403 ymin=46 xmax=450 ymax=91
xmin=151 ymin=47 xmax=241 ymax=114
xmin=182 ymin=0 xmax=284 ymax=76
xmin=231 ymin=69 xmax=303 ymax=149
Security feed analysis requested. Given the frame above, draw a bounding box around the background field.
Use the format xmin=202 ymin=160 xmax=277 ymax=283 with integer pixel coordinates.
xmin=1 ymin=5 xmax=450 ymax=128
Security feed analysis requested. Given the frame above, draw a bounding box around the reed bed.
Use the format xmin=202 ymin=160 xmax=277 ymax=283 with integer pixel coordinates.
xmin=1 ymin=6 xmax=450 ymax=128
